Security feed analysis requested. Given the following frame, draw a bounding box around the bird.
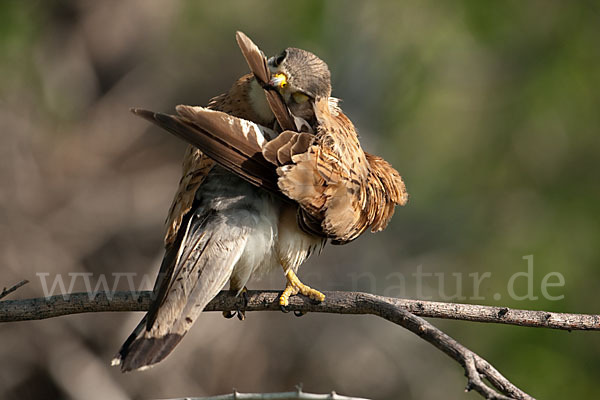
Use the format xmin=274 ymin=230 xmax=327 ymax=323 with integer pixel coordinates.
xmin=112 ymin=32 xmax=408 ymax=373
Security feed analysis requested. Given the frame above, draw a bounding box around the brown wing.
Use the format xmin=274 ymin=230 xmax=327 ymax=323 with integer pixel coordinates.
xmin=364 ymin=153 xmax=409 ymax=232
xmin=139 ymin=103 xmax=407 ymax=244
xmin=276 ymin=98 xmax=408 ymax=244
xmin=235 ymin=31 xmax=270 ymax=85
xmin=163 ymin=73 xmax=271 ymax=247
xmin=235 ymin=31 xmax=295 ymax=131
xmin=190 ymin=100 xmax=408 ymax=243
xmin=164 ymin=147 xmax=214 ymax=246
xmin=132 ymin=107 xmax=280 ymax=194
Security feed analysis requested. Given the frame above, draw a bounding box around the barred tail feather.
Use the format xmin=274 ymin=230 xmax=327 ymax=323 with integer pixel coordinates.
xmin=112 ymin=210 xmax=249 ymax=372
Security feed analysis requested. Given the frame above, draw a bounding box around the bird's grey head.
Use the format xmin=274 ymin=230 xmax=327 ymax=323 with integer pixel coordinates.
xmin=267 ymin=47 xmax=332 ymax=102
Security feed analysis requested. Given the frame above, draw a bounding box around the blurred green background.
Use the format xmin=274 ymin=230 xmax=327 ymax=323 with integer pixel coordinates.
xmin=1 ymin=1 xmax=599 ymax=399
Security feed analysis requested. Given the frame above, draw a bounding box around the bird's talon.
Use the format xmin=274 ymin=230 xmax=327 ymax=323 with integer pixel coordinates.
xmin=294 ymin=310 xmax=306 ymax=317
xmin=278 ymin=269 xmax=324 ymax=309
xmin=241 ymin=289 xmax=249 ymax=308
xmin=237 ymin=310 xmax=246 ymax=321
xmin=222 ymin=310 xmax=236 ymax=319
xmin=280 ymin=304 xmax=290 ymax=313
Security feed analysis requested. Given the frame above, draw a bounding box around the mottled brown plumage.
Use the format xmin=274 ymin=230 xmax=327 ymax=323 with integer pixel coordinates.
xmin=275 ymin=97 xmax=408 ymax=244
xmin=115 ymin=32 xmax=407 ymax=373
xmin=164 ymin=73 xmax=275 ymax=246
xmin=154 ymin=31 xmax=409 ymax=252
xmin=236 ymin=32 xmax=408 ymax=243
xmin=114 ymin=66 xmax=285 ymax=372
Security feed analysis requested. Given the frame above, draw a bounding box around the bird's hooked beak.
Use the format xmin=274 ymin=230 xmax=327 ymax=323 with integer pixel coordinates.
xmin=269 ymin=73 xmax=288 ymax=92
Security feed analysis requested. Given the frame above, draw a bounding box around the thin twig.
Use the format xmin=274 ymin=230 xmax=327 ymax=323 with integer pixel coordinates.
xmin=169 ymin=389 xmax=370 ymax=399
xmin=0 ymin=280 xmax=29 ymax=300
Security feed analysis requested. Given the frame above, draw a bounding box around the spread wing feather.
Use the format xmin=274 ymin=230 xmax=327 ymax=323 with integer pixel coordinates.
xmin=233 ymin=32 xmax=408 ymax=243
xmin=163 ymin=74 xmax=277 ymax=247
xmin=275 ymin=99 xmax=408 ymax=244
xmin=133 ymin=104 xmax=408 ymax=244
xmin=131 ymin=107 xmax=280 ymax=195
xmin=235 ymin=31 xmax=295 ymax=131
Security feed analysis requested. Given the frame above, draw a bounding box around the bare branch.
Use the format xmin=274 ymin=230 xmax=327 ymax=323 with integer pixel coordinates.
xmin=12 ymin=289 xmax=600 ymax=398
xmin=1 ymin=290 xmax=597 ymax=331
xmin=367 ymin=300 xmax=533 ymax=399
xmin=0 ymin=280 xmax=29 ymax=300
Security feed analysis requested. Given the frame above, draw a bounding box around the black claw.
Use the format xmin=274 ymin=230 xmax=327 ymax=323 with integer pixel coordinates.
xmin=294 ymin=310 xmax=306 ymax=317
xmin=310 ymin=298 xmax=323 ymax=305
xmin=280 ymin=304 xmax=290 ymax=313
xmin=241 ymin=290 xmax=249 ymax=308
xmin=222 ymin=310 xmax=236 ymax=319
xmin=237 ymin=310 xmax=246 ymax=321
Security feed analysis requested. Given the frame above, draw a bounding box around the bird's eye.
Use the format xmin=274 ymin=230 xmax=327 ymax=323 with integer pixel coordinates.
xmin=274 ymin=50 xmax=287 ymax=66
xmin=292 ymin=92 xmax=310 ymax=103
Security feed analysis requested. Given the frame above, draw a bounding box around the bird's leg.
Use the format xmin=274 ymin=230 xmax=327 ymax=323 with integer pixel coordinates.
xmin=222 ymin=285 xmax=248 ymax=320
xmin=279 ymin=269 xmax=325 ymax=312
xmin=237 ymin=287 xmax=248 ymax=321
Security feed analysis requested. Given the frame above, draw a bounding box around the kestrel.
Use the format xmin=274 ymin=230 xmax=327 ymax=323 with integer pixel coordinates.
xmin=112 ymin=32 xmax=408 ymax=372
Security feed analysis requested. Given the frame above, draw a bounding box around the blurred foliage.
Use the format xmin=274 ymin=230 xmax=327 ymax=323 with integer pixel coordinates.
xmin=1 ymin=1 xmax=599 ymax=399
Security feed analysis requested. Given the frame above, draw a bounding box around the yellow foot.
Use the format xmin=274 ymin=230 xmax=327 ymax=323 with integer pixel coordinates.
xmin=279 ymin=269 xmax=325 ymax=308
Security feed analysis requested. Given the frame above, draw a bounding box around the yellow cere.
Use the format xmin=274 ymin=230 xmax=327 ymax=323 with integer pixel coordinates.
xmin=273 ymin=73 xmax=288 ymax=88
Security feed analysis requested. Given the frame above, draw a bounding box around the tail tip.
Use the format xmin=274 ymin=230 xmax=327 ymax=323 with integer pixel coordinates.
xmin=111 ymin=333 xmax=184 ymax=373
xmin=110 ymin=356 xmax=122 ymax=367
